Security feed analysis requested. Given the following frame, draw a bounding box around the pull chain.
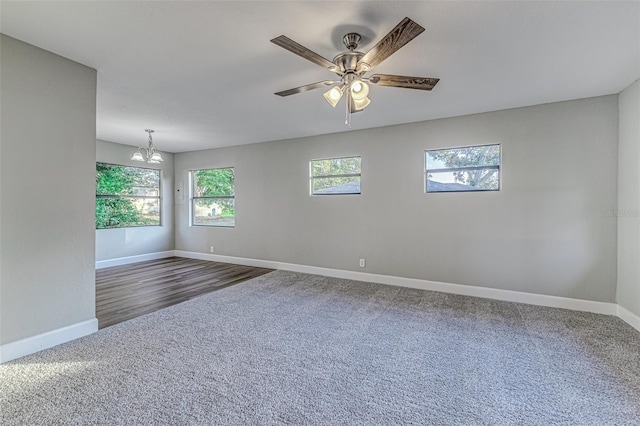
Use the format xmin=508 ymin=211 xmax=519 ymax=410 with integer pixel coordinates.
xmin=345 ymin=92 xmax=352 ymax=128
xmin=345 ymin=92 xmax=349 ymax=126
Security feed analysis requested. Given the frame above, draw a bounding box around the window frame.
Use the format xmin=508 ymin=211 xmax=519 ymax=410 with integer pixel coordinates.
xmin=95 ymin=162 xmax=162 ymax=229
xmin=424 ymin=143 xmax=501 ymax=193
xmin=309 ymin=156 xmax=362 ymax=196
xmin=191 ymin=167 xmax=236 ymax=228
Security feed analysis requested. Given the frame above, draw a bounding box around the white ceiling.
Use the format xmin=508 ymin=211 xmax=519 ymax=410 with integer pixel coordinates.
xmin=2 ymin=1 xmax=639 ymax=153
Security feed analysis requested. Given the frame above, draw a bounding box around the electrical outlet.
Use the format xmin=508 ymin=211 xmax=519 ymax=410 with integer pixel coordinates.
xmin=210 ymin=246 xmax=214 ymax=253
xmin=359 ymin=258 xmax=365 ymax=268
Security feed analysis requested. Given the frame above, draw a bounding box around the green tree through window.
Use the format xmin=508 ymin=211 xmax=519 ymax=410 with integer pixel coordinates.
xmin=192 ymin=168 xmax=235 ymax=227
xmin=311 ymin=156 xmax=361 ymax=195
xmin=426 ymin=145 xmax=500 ymax=192
xmin=96 ymin=163 xmax=161 ymax=228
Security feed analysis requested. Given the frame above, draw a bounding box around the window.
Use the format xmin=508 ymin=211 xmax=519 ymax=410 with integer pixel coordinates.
xmin=310 ymin=156 xmax=361 ymax=195
xmin=96 ymin=162 xmax=161 ymax=229
xmin=192 ymin=168 xmax=235 ymax=227
xmin=425 ymin=144 xmax=500 ymax=192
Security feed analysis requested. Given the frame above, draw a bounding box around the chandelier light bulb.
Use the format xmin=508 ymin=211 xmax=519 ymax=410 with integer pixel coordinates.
xmin=150 ymin=152 xmax=163 ymax=162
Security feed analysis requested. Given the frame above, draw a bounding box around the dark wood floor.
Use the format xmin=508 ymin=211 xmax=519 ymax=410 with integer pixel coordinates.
xmin=96 ymin=257 xmax=273 ymax=329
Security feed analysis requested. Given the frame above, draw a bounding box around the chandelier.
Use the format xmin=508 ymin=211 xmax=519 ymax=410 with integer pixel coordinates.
xmin=131 ymin=129 xmax=163 ymax=164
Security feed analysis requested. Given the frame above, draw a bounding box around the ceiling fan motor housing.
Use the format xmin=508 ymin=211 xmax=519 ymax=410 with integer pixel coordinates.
xmin=333 ymin=33 xmax=368 ymax=75
xmin=332 ymin=51 xmax=365 ymax=75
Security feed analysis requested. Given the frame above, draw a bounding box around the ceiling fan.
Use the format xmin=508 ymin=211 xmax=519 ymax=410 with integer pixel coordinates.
xmin=271 ymin=17 xmax=439 ymax=124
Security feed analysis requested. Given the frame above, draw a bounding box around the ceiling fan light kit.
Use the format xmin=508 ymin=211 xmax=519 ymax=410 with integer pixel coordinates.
xmin=271 ymin=17 xmax=439 ymax=125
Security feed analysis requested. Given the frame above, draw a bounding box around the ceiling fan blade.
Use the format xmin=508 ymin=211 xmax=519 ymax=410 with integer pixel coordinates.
xmin=368 ymin=74 xmax=439 ymax=90
xmin=271 ymin=35 xmax=339 ymax=72
xmin=275 ymin=80 xmax=339 ymax=97
xmin=358 ymin=17 xmax=425 ymax=70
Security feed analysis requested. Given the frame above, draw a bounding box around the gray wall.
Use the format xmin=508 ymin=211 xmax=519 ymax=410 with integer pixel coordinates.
xmin=175 ymin=95 xmax=618 ymax=303
xmin=96 ymin=139 xmax=174 ymax=261
xmin=0 ymin=35 xmax=97 ymax=344
xmin=617 ymin=79 xmax=640 ymax=316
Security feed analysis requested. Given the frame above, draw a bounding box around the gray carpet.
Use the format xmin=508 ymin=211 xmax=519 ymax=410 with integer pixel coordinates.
xmin=1 ymin=271 xmax=639 ymax=425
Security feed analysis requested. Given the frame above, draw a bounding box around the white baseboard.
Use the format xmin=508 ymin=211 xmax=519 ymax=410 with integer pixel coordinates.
xmin=174 ymin=251 xmax=618 ymax=316
xmin=0 ymin=318 xmax=98 ymax=364
xmin=175 ymin=251 xmax=282 ymax=270
xmin=96 ymin=250 xmax=176 ymax=269
xmin=3 ymin=252 xmax=636 ymax=364
xmin=617 ymin=305 xmax=640 ymax=332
